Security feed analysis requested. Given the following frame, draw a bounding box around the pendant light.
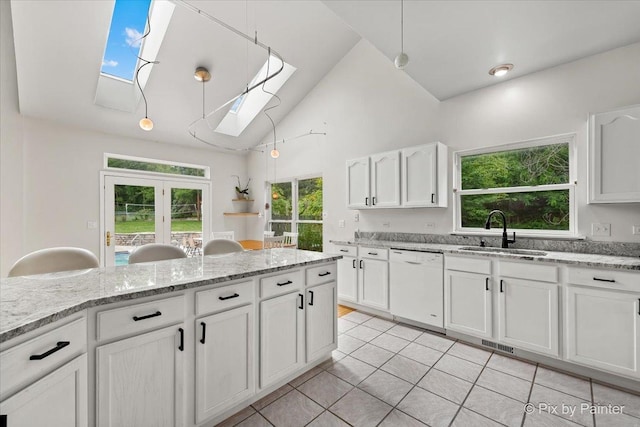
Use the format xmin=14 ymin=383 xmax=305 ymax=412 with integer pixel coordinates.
xmin=394 ymin=0 xmax=409 ymax=69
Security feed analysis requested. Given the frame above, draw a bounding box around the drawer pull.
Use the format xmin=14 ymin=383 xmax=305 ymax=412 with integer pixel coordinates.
xmin=277 ymin=280 xmax=293 ymax=287
xmin=298 ymin=293 xmax=304 ymax=310
xmin=308 ymin=290 xmax=314 ymax=306
xmin=593 ymin=277 xmax=616 ymax=283
xmin=200 ymin=322 xmax=206 ymax=344
xmin=485 ymin=277 xmax=489 ymax=291
xmin=29 ymin=341 xmax=70 ymax=360
xmin=318 ymin=272 xmax=331 ymax=277
xmin=368 ymin=252 xmax=378 ymax=255
xmin=178 ymin=328 xmax=184 ymax=352
xmin=218 ymin=293 xmax=240 ymax=301
xmin=133 ymin=311 xmax=162 ymax=322
xmin=340 ymin=249 xmax=349 ymax=253
xmin=405 ymin=261 xmax=421 ymax=265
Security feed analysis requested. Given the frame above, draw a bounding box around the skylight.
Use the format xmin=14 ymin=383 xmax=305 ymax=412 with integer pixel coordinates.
xmin=215 ymin=56 xmax=296 ymax=137
xmin=101 ymin=0 xmax=153 ymax=82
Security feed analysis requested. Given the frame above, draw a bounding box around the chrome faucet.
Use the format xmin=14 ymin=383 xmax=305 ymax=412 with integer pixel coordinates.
xmin=484 ymin=210 xmax=516 ymax=248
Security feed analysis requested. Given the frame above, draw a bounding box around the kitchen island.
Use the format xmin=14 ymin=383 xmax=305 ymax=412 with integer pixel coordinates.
xmin=0 ymin=248 xmax=340 ymax=427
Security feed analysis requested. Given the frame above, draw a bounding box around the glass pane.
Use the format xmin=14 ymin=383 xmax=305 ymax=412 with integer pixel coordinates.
xmin=461 ymin=143 xmax=569 ymax=190
xmin=107 ymin=157 xmax=206 ymax=177
xmin=269 ymin=222 xmax=291 ymax=236
xmin=298 ymin=223 xmax=323 ymax=252
xmin=114 ymin=184 xmax=156 ymax=265
xmin=271 ymin=182 xmax=292 ymax=220
xmin=298 ymin=178 xmax=323 ymax=221
xmin=171 ymin=188 xmax=202 ymax=257
xmin=461 ymin=190 xmax=570 ymax=230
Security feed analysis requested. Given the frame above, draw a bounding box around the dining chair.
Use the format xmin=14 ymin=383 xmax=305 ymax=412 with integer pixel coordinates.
xmin=203 ymin=239 xmax=244 ymax=255
xmin=8 ymin=247 xmax=99 ymax=277
xmin=211 ymin=231 xmax=235 ymax=240
xmin=264 ymin=236 xmax=285 ymax=249
xmin=128 ymin=243 xmax=187 ymax=264
xmin=283 ymin=232 xmax=299 ymax=248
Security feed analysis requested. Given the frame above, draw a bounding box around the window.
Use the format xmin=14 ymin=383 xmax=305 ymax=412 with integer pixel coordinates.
xmin=454 ymin=134 xmax=576 ymax=236
xmin=269 ymin=177 xmax=323 ymax=251
xmin=105 ymin=154 xmax=209 ymax=178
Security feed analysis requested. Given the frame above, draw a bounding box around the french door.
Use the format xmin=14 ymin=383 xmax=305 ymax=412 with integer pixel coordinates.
xmin=103 ymin=175 xmax=210 ymax=266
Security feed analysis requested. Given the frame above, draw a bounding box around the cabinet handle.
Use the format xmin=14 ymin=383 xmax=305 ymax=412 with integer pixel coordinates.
xmin=359 ymin=260 xmax=364 ymax=269
xmin=29 ymin=341 xmax=70 ymax=360
xmin=405 ymin=261 xmax=421 ymax=265
xmin=593 ymin=277 xmax=616 ymax=283
xmin=365 ymin=197 xmax=369 ymax=206
xmin=298 ymin=293 xmax=304 ymax=310
xmin=485 ymin=277 xmax=489 ymax=291
xmin=431 ymin=193 xmax=435 ymax=204
xmin=218 ymin=293 xmax=240 ymax=301
xmin=132 ymin=311 xmax=161 ymax=322
xmin=500 ymin=279 xmax=504 ymax=293
xmin=308 ymin=290 xmax=314 ymax=306
xmin=340 ymin=249 xmax=349 ymax=253
xmin=368 ymin=252 xmax=378 ymax=255
xmin=318 ymin=271 xmax=331 ymax=277
xmin=178 ymin=328 xmax=184 ymax=352
xmin=200 ymin=322 xmax=206 ymax=344
xmin=372 ymin=197 xmax=376 ymax=205
xmin=352 ymin=259 xmax=356 ymax=269
xmin=277 ymin=280 xmax=293 ymax=287
xmin=638 ymin=299 xmax=640 ymax=316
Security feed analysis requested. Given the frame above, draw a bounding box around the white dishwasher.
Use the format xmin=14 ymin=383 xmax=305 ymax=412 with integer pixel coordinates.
xmin=389 ymin=249 xmax=444 ymax=329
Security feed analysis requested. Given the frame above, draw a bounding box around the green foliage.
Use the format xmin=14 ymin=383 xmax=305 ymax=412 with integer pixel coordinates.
xmin=108 ymin=158 xmax=205 ymax=177
xmin=115 ymin=220 xmax=202 ymax=233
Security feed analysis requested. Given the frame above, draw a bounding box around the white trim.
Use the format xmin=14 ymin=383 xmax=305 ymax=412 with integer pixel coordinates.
xmin=104 ymin=152 xmax=210 ymax=179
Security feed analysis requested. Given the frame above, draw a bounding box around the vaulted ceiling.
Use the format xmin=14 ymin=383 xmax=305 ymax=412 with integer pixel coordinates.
xmin=10 ymin=1 xmax=640 ymax=151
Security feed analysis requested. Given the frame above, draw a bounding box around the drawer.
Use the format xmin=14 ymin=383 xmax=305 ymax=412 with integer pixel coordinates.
xmin=499 ymin=260 xmax=558 ymax=283
xmin=196 ymin=280 xmax=254 ymax=316
xmin=333 ymin=244 xmax=357 ymax=257
xmin=567 ymin=267 xmax=640 ymax=292
xmin=0 ymin=317 xmax=86 ymax=399
xmin=260 ymin=270 xmax=303 ymax=299
xmin=445 ymin=255 xmax=491 ymax=275
xmin=360 ymin=246 xmax=388 ymax=261
xmin=306 ymin=263 xmax=337 ymax=287
xmin=97 ymin=295 xmax=184 ymax=342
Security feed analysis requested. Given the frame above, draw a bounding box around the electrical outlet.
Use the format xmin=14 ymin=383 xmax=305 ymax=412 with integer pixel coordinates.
xmin=425 ymin=222 xmax=436 ymax=230
xmin=633 ymin=225 xmax=640 ymax=235
xmin=354 ymin=213 xmax=359 ymax=222
xmin=338 ymin=220 xmax=345 ymax=228
xmin=592 ymin=223 xmax=611 ymax=236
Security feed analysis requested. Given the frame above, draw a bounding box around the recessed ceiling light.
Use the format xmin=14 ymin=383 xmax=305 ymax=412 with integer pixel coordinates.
xmin=489 ymin=63 xmax=514 ymax=77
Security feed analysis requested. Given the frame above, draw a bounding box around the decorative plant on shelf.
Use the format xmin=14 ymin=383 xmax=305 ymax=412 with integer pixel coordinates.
xmin=233 ymin=175 xmax=251 ymax=199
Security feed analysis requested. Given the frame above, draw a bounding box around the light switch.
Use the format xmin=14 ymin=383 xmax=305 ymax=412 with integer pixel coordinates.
xmin=87 ymin=221 xmax=97 ymax=229
xmin=338 ymin=220 xmax=345 ymax=228
xmin=633 ymin=225 xmax=640 ymax=235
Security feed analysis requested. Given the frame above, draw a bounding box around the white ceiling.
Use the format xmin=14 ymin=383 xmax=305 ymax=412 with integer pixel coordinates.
xmin=323 ymin=0 xmax=640 ymax=100
xmin=10 ymin=1 xmax=640 ymax=152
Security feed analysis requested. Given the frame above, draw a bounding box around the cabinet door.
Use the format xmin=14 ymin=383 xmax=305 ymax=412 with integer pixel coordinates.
xmin=0 ymin=354 xmax=87 ymax=427
xmin=306 ymin=282 xmax=337 ymax=362
xmin=445 ymin=271 xmax=492 ymax=338
xmin=359 ymin=258 xmax=389 ymax=310
xmin=370 ymin=151 xmax=400 ymax=207
xmin=260 ymin=292 xmax=305 ymax=388
xmin=346 ymin=157 xmax=370 ymax=209
xmin=337 ymin=256 xmax=358 ymax=303
xmin=402 ymin=144 xmax=437 ymax=207
xmin=498 ymin=278 xmax=559 ymax=357
xmin=195 ymin=305 xmax=254 ymax=423
xmin=96 ymin=325 xmax=184 ymax=427
xmin=566 ymin=286 xmax=640 ymax=378
xmin=590 ymin=105 xmax=640 ymax=202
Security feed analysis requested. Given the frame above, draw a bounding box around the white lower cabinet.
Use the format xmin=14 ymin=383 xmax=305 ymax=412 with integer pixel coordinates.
xmin=96 ymin=325 xmax=185 ymax=427
xmin=336 ymin=255 xmax=358 ymax=302
xmin=445 ymin=270 xmax=493 ymax=338
xmin=498 ymin=277 xmax=559 ymax=357
xmin=566 ymin=285 xmax=640 ymax=378
xmin=306 ymin=282 xmax=337 ymax=362
xmin=260 ymin=291 xmax=305 ymax=388
xmin=359 ymin=256 xmax=389 ymax=310
xmin=0 ymin=354 xmax=88 ymax=427
xmin=334 ymin=245 xmax=389 ymax=311
xmin=195 ymin=305 xmax=253 ymax=423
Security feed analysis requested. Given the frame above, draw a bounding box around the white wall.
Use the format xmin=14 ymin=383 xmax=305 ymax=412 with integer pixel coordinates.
xmin=249 ymin=39 xmax=640 ymax=246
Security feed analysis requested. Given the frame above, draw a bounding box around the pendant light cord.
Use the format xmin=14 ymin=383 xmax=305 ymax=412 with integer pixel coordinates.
xmin=400 ymin=0 xmax=404 ymax=52
xmin=133 ymin=9 xmax=159 ymax=120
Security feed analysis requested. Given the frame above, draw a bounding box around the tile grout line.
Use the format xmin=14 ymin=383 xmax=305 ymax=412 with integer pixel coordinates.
xmin=590 ymin=379 xmax=596 ymax=427
xmin=520 ymin=363 xmax=539 ymax=427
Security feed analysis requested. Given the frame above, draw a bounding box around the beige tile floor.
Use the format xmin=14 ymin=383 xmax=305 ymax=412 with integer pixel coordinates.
xmin=217 ymin=310 xmax=640 ymax=427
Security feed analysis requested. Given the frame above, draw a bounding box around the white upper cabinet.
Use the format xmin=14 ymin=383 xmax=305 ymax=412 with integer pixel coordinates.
xmin=346 ymin=157 xmax=370 ymax=209
xmin=370 ymin=150 xmax=401 ymax=207
xmin=589 ymin=104 xmax=640 ymax=203
xmin=402 ymin=142 xmax=448 ymax=207
xmin=347 ymin=142 xmax=448 ymax=209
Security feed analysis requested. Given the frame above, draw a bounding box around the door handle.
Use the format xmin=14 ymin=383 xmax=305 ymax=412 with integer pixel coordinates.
xmin=372 ymin=196 xmax=376 ymax=205
xmin=178 ymin=328 xmax=184 ymax=351
xmin=485 ymin=277 xmax=489 ymax=291
xmin=365 ymin=197 xmax=369 ymax=206
xmin=359 ymin=260 xmax=364 ymax=269
xmin=298 ymin=293 xmax=304 ymax=310
xmin=106 ymin=231 xmax=111 ymax=247
xmin=431 ymin=193 xmax=435 ymax=204
xmin=308 ymin=290 xmax=314 ymax=306
xmin=200 ymin=322 xmax=206 ymax=344
xmin=352 ymin=259 xmax=356 ymax=269
xmin=500 ymin=279 xmax=504 ymax=293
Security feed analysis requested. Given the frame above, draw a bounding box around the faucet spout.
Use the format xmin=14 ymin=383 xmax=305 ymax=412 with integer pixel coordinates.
xmin=485 ymin=209 xmax=516 ymax=248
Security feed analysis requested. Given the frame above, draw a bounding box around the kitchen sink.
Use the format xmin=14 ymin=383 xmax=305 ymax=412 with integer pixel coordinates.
xmin=458 ymin=247 xmax=548 ymax=256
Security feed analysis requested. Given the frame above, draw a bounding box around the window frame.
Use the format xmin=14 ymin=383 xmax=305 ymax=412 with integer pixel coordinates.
xmin=104 ymin=153 xmax=210 ymax=180
xmin=453 ymin=133 xmax=578 ymax=238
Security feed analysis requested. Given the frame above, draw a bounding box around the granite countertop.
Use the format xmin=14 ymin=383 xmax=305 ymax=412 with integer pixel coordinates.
xmin=330 ymin=239 xmax=640 ymax=271
xmin=0 ymin=249 xmax=341 ymax=343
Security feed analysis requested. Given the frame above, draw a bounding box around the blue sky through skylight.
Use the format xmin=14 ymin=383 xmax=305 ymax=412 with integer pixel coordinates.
xmin=101 ymin=0 xmax=153 ymax=81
